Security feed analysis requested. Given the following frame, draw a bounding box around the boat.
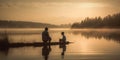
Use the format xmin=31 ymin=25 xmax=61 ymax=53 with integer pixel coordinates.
xmin=0 ymin=41 xmax=72 ymax=48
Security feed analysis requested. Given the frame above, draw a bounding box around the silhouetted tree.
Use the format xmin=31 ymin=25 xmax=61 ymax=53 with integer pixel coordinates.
xmin=71 ymin=13 xmax=120 ymax=28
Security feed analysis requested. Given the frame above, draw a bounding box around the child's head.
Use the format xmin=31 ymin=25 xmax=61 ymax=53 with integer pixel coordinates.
xmin=61 ymin=32 xmax=64 ymax=35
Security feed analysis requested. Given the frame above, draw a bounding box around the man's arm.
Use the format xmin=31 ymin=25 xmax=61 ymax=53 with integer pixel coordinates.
xmin=47 ymin=32 xmax=51 ymax=40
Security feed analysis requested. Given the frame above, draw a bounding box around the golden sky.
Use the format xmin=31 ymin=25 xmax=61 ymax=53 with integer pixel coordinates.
xmin=0 ymin=0 xmax=120 ymax=25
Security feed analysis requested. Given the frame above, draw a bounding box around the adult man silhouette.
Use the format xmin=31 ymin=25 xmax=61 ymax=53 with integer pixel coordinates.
xmin=42 ymin=27 xmax=51 ymax=43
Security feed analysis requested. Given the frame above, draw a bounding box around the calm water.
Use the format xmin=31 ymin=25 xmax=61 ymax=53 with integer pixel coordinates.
xmin=0 ymin=28 xmax=120 ymax=60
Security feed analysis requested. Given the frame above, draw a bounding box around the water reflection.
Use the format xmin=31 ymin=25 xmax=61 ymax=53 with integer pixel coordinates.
xmin=0 ymin=29 xmax=120 ymax=60
xmin=0 ymin=43 xmax=69 ymax=60
xmin=59 ymin=43 xmax=66 ymax=59
xmin=0 ymin=47 xmax=8 ymax=56
xmin=42 ymin=44 xmax=51 ymax=60
xmin=72 ymin=30 xmax=120 ymax=43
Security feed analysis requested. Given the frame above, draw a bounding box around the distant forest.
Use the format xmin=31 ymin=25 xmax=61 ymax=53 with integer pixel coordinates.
xmin=71 ymin=13 xmax=120 ymax=28
xmin=0 ymin=20 xmax=58 ymax=28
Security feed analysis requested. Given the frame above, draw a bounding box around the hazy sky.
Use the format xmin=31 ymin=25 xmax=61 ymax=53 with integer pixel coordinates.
xmin=0 ymin=0 xmax=120 ymax=25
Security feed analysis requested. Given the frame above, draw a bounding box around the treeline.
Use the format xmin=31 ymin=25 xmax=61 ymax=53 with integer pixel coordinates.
xmin=0 ymin=20 xmax=58 ymax=28
xmin=71 ymin=13 xmax=120 ymax=28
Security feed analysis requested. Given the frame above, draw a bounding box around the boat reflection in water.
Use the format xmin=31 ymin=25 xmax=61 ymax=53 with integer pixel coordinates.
xmin=0 ymin=41 xmax=69 ymax=60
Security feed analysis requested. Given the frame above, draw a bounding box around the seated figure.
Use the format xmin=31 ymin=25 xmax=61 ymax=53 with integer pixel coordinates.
xmin=59 ymin=32 xmax=66 ymax=44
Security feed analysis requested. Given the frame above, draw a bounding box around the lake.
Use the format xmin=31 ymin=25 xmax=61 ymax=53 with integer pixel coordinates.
xmin=0 ymin=28 xmax=120 ymax=60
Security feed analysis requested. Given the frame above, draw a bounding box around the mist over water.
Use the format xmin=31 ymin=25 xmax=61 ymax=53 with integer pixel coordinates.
xmin=0 ymin=28 xmax=120 ymax=60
